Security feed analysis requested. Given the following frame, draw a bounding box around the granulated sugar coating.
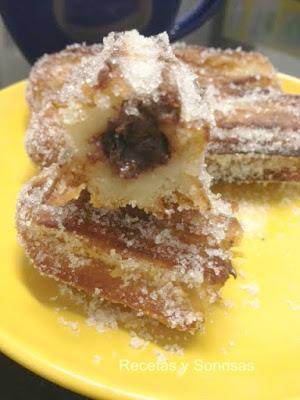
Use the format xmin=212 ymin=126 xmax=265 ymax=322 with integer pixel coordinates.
xmin=25 ymin=29 xmax=221 ymax=215
xmin=19 ymin=30 xmax=241 ymax=338
xmin=206 ymin=89 xmax=300 ymax=183
xmin=58 ymin=30 xmax=213 ymax=125
xmin=16 ymin=167 xmax=240 ymax=333
xmin=59 ymin=31 xmax=169 ymax=101
xmin=2 ymin=45 xmax=300 ymax=399
xmin=172 ymin=43 xmax=300 ymax=184
xmin=51 ymin=284 xmax=190 ymax=352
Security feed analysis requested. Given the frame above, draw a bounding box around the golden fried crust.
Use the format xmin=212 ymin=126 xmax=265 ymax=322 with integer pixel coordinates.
xmin=217 ymin=93 xmax=300 ymax=130
xmin=206 ymin=91 xmax=300 ymax=182
xmin=26 ymin=44 xmax=102 ymax=113
xmin=27 ymin=43 xmax=281 ymax=113
xmin=25 ymin=105 xmax=67 ymax=167
xmin=207 ymin=153 xmax=300 ymax=183
xmin=16 ymin=167 xmax=240 ymax=332
xmin=27 ymin=44 xmax=281 ymax=111
xmin=174 ymin=45 xmax=281 ymax=94
xmin=209 ymin=93 xmax=300 ymax=157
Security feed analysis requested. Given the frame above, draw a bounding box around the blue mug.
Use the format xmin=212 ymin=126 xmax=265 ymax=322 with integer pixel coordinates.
xmin=0 ymin=0 xmax=221 ymax=63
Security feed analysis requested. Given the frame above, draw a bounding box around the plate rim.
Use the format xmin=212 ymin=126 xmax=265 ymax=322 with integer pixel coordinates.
xmin=1 ymin=73 xmax=300 ymax=400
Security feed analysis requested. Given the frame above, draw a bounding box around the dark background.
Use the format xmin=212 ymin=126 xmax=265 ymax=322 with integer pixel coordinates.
xmin=0 ymin=0 xmax=299 ymax=88
xmin=1 ymin=353 xmax=88 ymax=400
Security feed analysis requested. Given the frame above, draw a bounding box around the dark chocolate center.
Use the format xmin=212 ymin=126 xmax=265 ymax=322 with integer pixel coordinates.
xmin=100 ymin=102 xmax=170 ymax=179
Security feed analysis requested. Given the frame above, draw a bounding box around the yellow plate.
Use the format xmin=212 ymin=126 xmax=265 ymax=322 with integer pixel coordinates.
xmin=1 ymin=74 xmax=300 ymax=400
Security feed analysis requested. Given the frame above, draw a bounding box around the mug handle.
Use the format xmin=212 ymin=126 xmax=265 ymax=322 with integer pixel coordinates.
xmin=168 ymin=0 xmax=222 ymax=41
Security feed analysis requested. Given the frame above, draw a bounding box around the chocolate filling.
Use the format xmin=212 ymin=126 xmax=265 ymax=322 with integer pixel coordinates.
xmin=100 ymin=102 xmax=170 ymax=179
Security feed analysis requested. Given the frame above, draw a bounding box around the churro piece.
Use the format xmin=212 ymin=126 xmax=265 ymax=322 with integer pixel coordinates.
xmin=16 ymin=167 xmax=240 ymax=333
xmin=27 ymin=40 xmax=298 ymax=184
xmin=26 ymin=31 xmax=214 ymax=215
xmin=174 ymin=44 xmax=281 ymax=95
xmin=207 ymin=91 xmax=300 ymax=182
xmin=27 ymin=44 xmax=101 ymax=113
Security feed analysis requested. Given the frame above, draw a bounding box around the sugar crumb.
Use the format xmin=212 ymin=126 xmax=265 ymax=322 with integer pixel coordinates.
xmin=287 ymin=300 xmax=300 ymax=311
xmin=58 ymin=316 xmax=80 ymax=333
xmin=222 ymin=299 xmax=234 ymax=308
xmin=130 ymin=336 xmax=149 ymax=349
xmin=239 ymin=269 xmax=247 ymax=279
xmin=93 ymin=354 xmax=102 ymax=364
xmin=153 ymin=349 xmax=168 ymax=362
xmin=240 ymin=282 xmax=260 ymax=296
xmin=246 ymin=298 xmax=260 ymax=309
xmin=164 ymin=344 xmax=184 ymax=356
